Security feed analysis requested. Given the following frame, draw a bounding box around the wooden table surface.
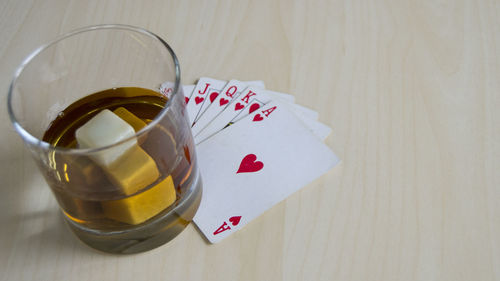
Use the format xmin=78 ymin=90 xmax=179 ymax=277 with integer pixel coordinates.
xmin=1 ymin=1 xmax=498 ymax=280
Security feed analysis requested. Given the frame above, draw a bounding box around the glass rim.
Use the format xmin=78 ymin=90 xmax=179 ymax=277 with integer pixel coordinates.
xmin=7 ymin=24 xmax=181 ymax=155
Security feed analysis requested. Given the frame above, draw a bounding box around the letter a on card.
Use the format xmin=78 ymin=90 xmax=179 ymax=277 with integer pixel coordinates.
xmin=213 ymin=221 xmax=231 ymax=235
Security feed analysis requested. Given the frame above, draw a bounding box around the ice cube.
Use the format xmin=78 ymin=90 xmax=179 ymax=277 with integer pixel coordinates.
xmin=102 ymin=175 xmax=176 ymax=225
xmin=75 ymin=109 xmax=137 ymax=167
xmin=75 ymin=108 xmax=176 ymax=225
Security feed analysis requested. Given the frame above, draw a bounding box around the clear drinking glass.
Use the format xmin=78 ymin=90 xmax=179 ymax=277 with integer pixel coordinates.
xmin=7 ymin=25 xmax=202 ymax=254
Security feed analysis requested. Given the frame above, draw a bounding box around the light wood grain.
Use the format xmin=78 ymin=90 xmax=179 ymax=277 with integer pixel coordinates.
xmin=0 ymin=0 xmax=498 ymax=280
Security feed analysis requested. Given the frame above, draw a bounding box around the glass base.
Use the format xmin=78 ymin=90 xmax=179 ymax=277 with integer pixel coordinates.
xmin=65 ymin=174 xmax=202 ymax=254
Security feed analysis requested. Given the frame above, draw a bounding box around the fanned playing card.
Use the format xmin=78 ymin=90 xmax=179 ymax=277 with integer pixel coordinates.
xmin=194 ymin=80 xmax=265 ymax=126
xmin=161 ymin=78 xmax=338 ymax=244
xmin=191 ymin=80 xmax=253 ymax=135
xmin=194 ymin=86 xmax=272 ymax=144
xmin=194 ymin=101 xmax=339 ymax=243
xmin=174 ymin=78 xmax=265 ymax=126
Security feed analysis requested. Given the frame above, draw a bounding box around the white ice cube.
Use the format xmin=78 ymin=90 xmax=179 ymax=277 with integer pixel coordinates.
xmin=75 ymin=109 xmax=137 ymax=167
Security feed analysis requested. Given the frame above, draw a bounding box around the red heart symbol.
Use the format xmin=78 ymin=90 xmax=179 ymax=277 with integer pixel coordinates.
xmin=253 ymin=114 xmax=263 ymax=122
xmin=234 ymin=102 xmax=244 ymax=111
xmin=210 ymin=92 xmax=218 ymax=103
xmin=195 ymin=96 xmax=204 ymax=104
xmin=219 ymin=98 xmax=229 ymax=106
xmin=229 ymin=216 xmax=241 ymax=226
xmin=184 ymin=97 xmax=189 ymax=104
xmin=237 ymin=154 xmax=263 ymax=174
xmin=248 ymin=103 xmax=260 ymax=113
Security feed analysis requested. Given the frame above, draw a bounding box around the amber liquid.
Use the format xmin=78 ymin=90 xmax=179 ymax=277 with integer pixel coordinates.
xmin=42 ymin=87 xmax=202 ymax=253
